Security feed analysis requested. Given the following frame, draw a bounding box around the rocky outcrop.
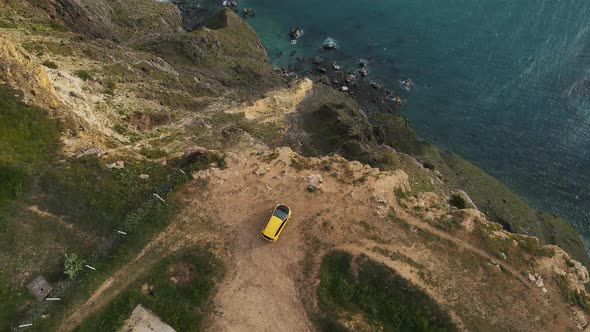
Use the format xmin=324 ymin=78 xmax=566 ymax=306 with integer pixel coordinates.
xmin=288 ymin=82 xmax=590 ymax=269
xmin=29 ymin=0 xmax=183 ymax=42
xmin=0 ymin=36 xmax=60 ymax=109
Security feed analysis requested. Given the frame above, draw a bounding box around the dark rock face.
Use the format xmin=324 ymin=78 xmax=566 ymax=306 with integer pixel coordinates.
xmin=29 ymin=0 xmax=183 ymax=42
xmin=29 ymin=0 xmax=118 ymax=39
xmin=172 ymin=0 xmax=222 ymax=31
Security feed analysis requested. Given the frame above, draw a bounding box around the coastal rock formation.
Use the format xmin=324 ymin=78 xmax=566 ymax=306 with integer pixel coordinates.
xmin=0 ymin=36 xmax=60 ymax=109
xmin=1 ymin=0 xmax=590 ymax=331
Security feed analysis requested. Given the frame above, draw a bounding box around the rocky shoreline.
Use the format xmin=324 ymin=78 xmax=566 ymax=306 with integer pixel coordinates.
xmin=170 ymin=2 xmax=590 ymax=266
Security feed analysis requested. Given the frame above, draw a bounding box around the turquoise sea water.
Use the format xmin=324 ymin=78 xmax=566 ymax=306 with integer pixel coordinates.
xmin=201 ymin=1 xmax=590 ymax=246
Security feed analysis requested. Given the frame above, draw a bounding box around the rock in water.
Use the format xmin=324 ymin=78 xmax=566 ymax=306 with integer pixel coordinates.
xmin=322 ymin=37 xmax=338 ymax=50
xmin=289 ymin=27 xmax=304 ymax=40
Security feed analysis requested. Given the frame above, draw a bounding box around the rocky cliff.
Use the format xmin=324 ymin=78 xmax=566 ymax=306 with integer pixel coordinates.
xmin=1 ymin=0 xmax=590 ymax=331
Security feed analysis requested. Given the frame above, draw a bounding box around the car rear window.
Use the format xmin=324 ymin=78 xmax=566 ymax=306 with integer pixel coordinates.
xmin=273 ymin=208 xmax=289 ymax=220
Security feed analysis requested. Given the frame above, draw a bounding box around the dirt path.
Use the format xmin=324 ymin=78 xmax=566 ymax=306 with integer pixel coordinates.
xmin=27 ymin=205 xmax=97 ymax=246
xmin=392 ymin=206 xmax=531 ymax=285
xmin=58 ymin=148 xmax=582 ymax=331
xmin=57 ymin=219 xmax=207 ymax=331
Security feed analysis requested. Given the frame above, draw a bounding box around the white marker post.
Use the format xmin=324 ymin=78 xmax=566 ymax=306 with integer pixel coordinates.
xmin=117 ymin=230 xmax=127 ymax=235
xmin=18 ymin=323 xmax=33 ymax=328
xmin=153 ymin=193 xmax=166 ymax=203
xmin=179 ymin=169 xmax=186 ymax=175
xmin=46 ymin=298 xmax=61 ymax=301
xmin=85 ymin=264 xmax=96 ymax=271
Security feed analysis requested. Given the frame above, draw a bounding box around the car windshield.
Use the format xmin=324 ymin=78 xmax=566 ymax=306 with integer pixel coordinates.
xmin=273 ymin=208 xmax=289 ymax=220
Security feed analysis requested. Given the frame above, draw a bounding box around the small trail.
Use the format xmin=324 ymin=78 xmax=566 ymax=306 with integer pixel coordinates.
xmin=58 ymin=221 xmax=192 ymax=332
xmin=27 ymin=205 xmax=97 ymax=246
xmin=55 ymin=148 xmax=578 ymax=332
xmin=392 ymin=206 xmax=531 ymax=287
xmin=336 ymin=243 xmax=468 ymax=331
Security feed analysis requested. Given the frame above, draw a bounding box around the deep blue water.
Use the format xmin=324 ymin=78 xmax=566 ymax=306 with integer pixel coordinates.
xmin=200 ymin=1 xmax=590 ymax=246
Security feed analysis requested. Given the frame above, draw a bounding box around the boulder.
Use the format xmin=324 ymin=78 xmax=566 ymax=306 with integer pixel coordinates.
xmin=107 ymin=161 xmax=125 ymax=169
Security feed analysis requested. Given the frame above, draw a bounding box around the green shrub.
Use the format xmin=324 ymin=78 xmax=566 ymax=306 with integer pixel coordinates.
xmin=423 ymin=161 xmax=436 ymax=170
xmin=75 ymin=69 xmax=94 ymax=81
xmin=102 ymin=78 xmax=116 ymax=95
xmin=449 ymin=195 xmax=467 ymax=209
xmin=64 ymin=253 xmax=85 ymax=279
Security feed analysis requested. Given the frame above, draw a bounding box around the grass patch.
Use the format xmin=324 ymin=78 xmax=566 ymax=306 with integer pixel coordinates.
xmin=260 ymin=151 xmax=280 ymax=162
xmin=0 ymin=19 xmax=18 ymax=29
xmin=435 ymin=217 xmax=463 ymax=233
xmin=473 ymin=221 xmax=554 ymax=267
xmin=139 ymin=146 xmax=168 ymax=160
xmin=555 ymin=275 xmax=590 ymax=311
xmin=14 ymin=151 xmax=225 ymax=330
xmin=0 ymin=84 xmax=61 ymax=329
xmin=75 ymin=69 xmax=94 ymax=81
xmin=75 ymin=248 xmax=223 ymax=331
xmin=373 ymin=247 xmax=424 ymax=269
xmin=359 ymin=221 xmax=375 ymax=233
xmin=0 ymin=84 xmax=59 ymax=207
xmin=318 ymin=251 xmax=456 ymax=331
xmin=102 ymin=78 xmax=116 ymax=95
xmin=0 ymin=275 xmax=28 ymax=330
xmin=38 ymin=156 xmax=170 ymax=236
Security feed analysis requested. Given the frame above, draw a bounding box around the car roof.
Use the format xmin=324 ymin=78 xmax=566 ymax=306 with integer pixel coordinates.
xmin=262 ymin=216 xmax=284 ymax=238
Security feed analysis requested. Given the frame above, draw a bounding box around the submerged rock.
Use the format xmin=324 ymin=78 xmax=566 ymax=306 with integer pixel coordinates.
xmin=322 ymin=37 xmax=338 ymax=50
xmin=289 ymin=27 xmax=304 ymax=40
xmin=312 ymin=56 xmax=323 ymax=65
xmin=243 ymin=8 xmax=256 ymax=17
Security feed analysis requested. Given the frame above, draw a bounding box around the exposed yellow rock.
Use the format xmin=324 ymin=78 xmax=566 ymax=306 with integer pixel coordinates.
xmin=0 ymin=35 xmax=60 ymax=109
xmin=226 ymin=78 xmax=313 ymax=122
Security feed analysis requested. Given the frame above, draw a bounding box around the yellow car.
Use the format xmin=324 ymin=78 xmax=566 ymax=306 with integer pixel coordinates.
xmin=261 ymin=204 xmax=292 ymax=242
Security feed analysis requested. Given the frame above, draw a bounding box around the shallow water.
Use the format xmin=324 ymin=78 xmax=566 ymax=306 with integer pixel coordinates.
xmin=197 ymin=0 xmax=590 ymax=246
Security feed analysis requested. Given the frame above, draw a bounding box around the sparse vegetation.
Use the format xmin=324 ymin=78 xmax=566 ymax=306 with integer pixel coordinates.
xmin=373 ymin=247 xmax=424 ymax=269
xmin=75 ymin=248 xmax=223 ymax=331
xmin=555 ymin=275 xmax=590 ymax=311
xmin=0 ymin=19 xmax=18 ymax=29
xmin=42 ymin=60 xmax=58 ymax=69
xmin=260 ymin=151 xmax=280 ymax=162
xmin=75 ymin=69 xmax=94 ymax=81
xmin=102 ymin=78 xmax=116 ymax=95
xmin=139 ymin=146 xmax=167 ymax=160
xmin=435 ymin=217 xmax=463 ymax=233
xmin=317 ymin=251 xmax=456 ymax=331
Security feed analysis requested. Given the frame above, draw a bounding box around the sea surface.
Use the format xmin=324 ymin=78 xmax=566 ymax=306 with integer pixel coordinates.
xmin=197 ymin=0 xmax=590 ymax=247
